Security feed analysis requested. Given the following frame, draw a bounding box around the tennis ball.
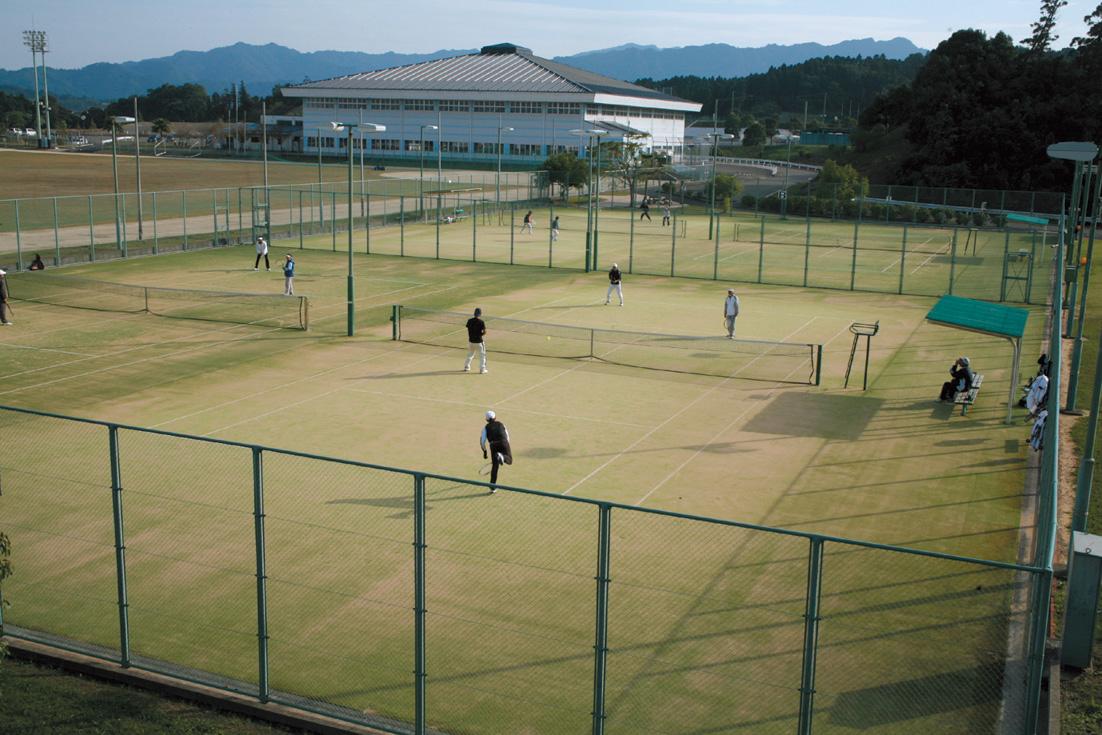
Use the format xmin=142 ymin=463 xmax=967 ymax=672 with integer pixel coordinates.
xmin=546 ymin=335 xmax=551 ymax=340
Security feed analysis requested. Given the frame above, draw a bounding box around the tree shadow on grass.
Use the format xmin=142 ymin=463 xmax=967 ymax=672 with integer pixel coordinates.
xmin=743 ymin=393 xmax=884 ymax=440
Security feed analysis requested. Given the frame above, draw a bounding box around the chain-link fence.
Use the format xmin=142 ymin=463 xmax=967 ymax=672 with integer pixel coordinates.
xmin=0 ymin=393 xmax=1060 ymax=734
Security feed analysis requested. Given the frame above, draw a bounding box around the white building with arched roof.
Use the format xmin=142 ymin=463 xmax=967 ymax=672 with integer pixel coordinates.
xmin=281 ymin=43 xmax=701 ymax=164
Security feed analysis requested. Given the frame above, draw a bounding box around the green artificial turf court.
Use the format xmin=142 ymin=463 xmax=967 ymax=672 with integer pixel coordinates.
xmin=0 ymin=243 xmax=1051 ymax=734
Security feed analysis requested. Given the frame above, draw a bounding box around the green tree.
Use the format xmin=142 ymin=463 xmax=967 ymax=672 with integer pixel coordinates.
xmin=706 ymin=174 xmax=743 ymax=206
xmin=1028 ymin=0 xmax=1068 ymax=53
xmin=542 ymin=152 xmax=590 ymax=201
xmin=152 ymin=118 xmax=171 ymax=134
xmin=742 ymin=122 xmax=766 ymax=147
xmin=4 ymin=110 xmax=29 ymax=130
xmin=815 ymin=160 xmax=868 ymax=200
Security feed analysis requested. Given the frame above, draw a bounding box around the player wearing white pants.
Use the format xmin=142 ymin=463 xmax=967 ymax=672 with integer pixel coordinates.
xmin=605 ymin=264 xmax=623 ymax=306
xmin=464 ymin=307 xmax=488 ymax=373
xmin=724 ymin=288 xmax=740 ymax=338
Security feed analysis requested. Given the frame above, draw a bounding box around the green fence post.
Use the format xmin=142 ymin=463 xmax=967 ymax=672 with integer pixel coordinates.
xmin=850 ymin=200 xmax=861 ymax=291
xmin=251 ymin=448 xmax=270 ymax=702
xmin=212 ymin=189 xmax=218 ymax=244
xmin=757 ymin=217 xmax=765 ymax=283
xmin=797 ymin=537 xmax=825 ymax=735
xmin=435 ymin=193 xmax=442 ymax=259
xmin=896 ymin=224 xmax=908 ymax=294
xmin=152 ymin=192 xmax=158 ymax=255
xmin=52 ymin=197 xmax=61 ymax=265
xmin=1027 ymin=232 xmax=1037 ymax=304
xmin=948 ymin=228 xmax=958 ymax=296
xmin=86 ymin=196 xmax=95 ymax=263
xmin=548 ymin=202 xmax=554 ymax=268
xmin=122 ymin=193 xmax=128 ymax=256
xmin=472 ymin=200 xmax=477 ymax=262
xmin=591 ymin=504 xmax=612 ymax=735
xmin=15 ymin=200 xmax=24 ymax=269
xmin=238 ymin=188 xmax=243 ymax=235
xmin=712 ymin=216 xmax=720 ymax=280
xmin=182 ymin=191 xmax=188 ymax=251
xmin=670 ymin=217 xmax=677 ymax=277
xmin=331 ymin=192 xmax=337 ymax=251
xmin=108 ymin=425 xmax=132 ymax=667
xmin=400 ymin=196 xmax=405 ymax=256
xmin=413 ymin=474 xmax=427 ymax=735
xmin=1000 ymin=231 xmax=1010 ymax=302
xmin=509 ymin=205 xmax=515 ymax=265
xmin=365 ymin=192 xmax=372 ymax=255
xmin=298 ymin=191 xmax=304 ymax=249
xmin=803 ymin=217 xmax=811 ymax=288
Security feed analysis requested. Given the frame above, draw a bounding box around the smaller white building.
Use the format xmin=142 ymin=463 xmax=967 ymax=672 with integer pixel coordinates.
xmin=281 ymin=43 xmax=701 ymax=164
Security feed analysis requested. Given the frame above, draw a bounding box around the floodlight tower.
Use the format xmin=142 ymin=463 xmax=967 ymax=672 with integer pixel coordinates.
xmin=22 ymin=31 xmax=45 ymax=146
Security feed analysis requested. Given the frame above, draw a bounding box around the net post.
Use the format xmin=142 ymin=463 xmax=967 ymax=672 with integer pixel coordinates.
xmin=251 ymin=447 xmax=271 ymax=703
xmin=815 ymin=345 xmax=823 ymax=386
xmin=948 ymin=228 xmax=958 ymax=295
xmin=108 ymin=425 xmax=132 ymax=667
xmin=796 ymin=536 xmax=824 ymax=735
xmin=757 ymin=217 xmax=765 ymax=283
xmin=590 ymin=328 xmax=595 ymax=359
xmin=143 ymin=287 xmax=149 ymax=313
xmin=590 ymin=503 xmax=612 ymax=735
xmin=15 ymin=200 xmax=24 ymax=269
xmin=392 ymin=305 xmax=400 ymax=340
xmin=413 ymin=473 xmax=427 ymax=735
xmin=152 ymin=192 xmax=158 ymax=255
xmin=898 ymin=224 xmax=908 ymax=294
xmin=53 ymin=197 xmax=61 ymax=266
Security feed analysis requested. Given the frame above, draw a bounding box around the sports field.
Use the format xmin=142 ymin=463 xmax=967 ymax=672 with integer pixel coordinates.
xmin=0 ymin=239 xmax=1050 ymax=733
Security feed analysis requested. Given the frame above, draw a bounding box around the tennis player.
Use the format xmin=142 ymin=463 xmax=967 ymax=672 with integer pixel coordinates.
xmin=0 ymin=268 xmax=11 ymax=325
xmin=464 ymin=307 xmax=488 ymax=373
xmin=551 ymin=216 xmax=560 ymax=242
xmin=282 ymin=254 xmax=295 ymax=295
xmin=480 ymin=410 xmax=513 ymax=489
xmin=724 ymin=288 xmax=739 ymax=338
xmin=521 ymin=210 xmax=534 ymax=235
xmin=605 ymin=264 xmax=623 ymax=306
xmin=254 ymin=236 xmax=270 ymax=271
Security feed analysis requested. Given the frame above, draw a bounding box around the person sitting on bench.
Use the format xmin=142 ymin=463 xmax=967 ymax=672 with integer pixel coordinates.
xmin=939 ymin=356 xmax=974 ymax=401
xmin=28 ymin=254 xmax=45 ymax=271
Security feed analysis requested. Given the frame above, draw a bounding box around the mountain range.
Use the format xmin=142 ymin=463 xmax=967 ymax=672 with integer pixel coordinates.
xmin=0 ymin=38 xmax=925 ymax=106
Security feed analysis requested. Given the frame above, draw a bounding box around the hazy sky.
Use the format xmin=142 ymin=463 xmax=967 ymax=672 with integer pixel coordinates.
xmin=3 ymin=0 xmax=1098 ymax=70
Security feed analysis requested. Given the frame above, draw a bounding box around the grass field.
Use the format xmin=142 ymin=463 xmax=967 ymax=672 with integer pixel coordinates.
xmin=0 ymin=239 xmax=1051 ymax=733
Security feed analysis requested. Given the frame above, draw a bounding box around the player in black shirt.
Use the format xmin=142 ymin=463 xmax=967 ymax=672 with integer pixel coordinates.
xmin=464 ymin=307 xmax=488 ymax=373
xmin=605 ymin=264 xmax=623 ymax=306
xmin=480 ymin=410 xmax=513 ymax=489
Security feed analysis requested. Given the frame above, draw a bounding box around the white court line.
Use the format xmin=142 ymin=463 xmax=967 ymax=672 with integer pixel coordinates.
xmin=909 ymin=240 xmax=951 ymax=275
xmin=878 ymin=232 xmax=938 ymax=273
xmin=0 ymin=342 xmax=94 ymax=357
xmin=563 ymin=316 xmax=820 ymax=497
xmin=633 ymin=320 xmax=853 ymax=506
xmin=346 ymin=386 xmax=650 ymax=428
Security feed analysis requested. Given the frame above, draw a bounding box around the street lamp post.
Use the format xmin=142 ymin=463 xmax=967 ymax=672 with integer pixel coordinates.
xmin=134 ymin=98 xmax=144 ymax=240
xmin=419 ymin=124 xmax=438 ymax=219
xmin=496 ymin=123 xmax=515 ymax=209
xmin=332 ymin=121 xmax=386 ymax=337
xmin=110 ymin=116 xmax=136 ymax=258
xmin=571 ymin=129 xmax=608 ymax=272
xmin=782 ymin=134 xmax=794 ymax=219
xmin=707 ymin=132 xmax=734 ymax=238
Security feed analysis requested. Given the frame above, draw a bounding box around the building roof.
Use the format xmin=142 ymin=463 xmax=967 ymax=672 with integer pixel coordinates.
xmin=286 ymin=43 xmax=694 ymax=106
xmin=925 ymin=295 xmax=1029 ymax=340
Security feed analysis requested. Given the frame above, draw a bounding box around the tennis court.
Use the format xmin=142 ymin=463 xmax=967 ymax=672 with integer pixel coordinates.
xmin=0 ymin=243 xmax=1053 ymax=733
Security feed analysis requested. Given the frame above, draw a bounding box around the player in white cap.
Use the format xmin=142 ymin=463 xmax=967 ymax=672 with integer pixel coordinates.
xmin=479 ymin=410 xmax=512 ymax=490
xmin=605 ymin=263 xmax=623 ymax=306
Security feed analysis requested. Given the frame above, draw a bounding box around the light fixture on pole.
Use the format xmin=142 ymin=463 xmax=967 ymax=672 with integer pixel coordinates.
xmin=110 ymin=116 xmax=136 ymax=258
xmin=332 ymin=121 xmax=386 ymax=337
xmin=570 ymin=129 xmax=608 ymax=272
xmin=22 ymin=31 xmax=45 ymax=147
xmin=707 ymin=132 xmax=734 ymax=238
xmin=418 ymin=124 xmax=438 ymax=219
xmin=1048 ymin=141 xmax=1100 ymax=413
xmin=496 ymin=124 xmax=514 ymax=208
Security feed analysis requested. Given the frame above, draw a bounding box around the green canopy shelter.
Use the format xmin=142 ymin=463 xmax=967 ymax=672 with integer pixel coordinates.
xmin=925 ymin=295 xmax=1030 ymax=424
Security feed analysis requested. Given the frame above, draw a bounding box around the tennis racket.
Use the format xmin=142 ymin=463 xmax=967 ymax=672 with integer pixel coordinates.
xmin=478 ymin=462 xmax=493 ymax=476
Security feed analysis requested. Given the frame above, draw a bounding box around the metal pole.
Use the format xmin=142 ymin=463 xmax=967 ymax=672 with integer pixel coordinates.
xmin=1066 ymin=166 xmax=1102 ymax=413
xmin=15 ymin=200 xmax=23 ymax=269
xmin=796 ymin=537 xmax=824 ymax=735
xmin=111 ymin=124 xmax=123 ymax=256
xmin=182 ymin=191 xmax=188 ymax=250
xmin=87 ymin=196 xmax=95 ymax=263
xmin=152 ymin=192 xmax=158 ymax=254
xmin=1064 ymin=162 xmax=1085 ymax=334
xmin=262 ymin=102 xmax=269 ymax=242
xmin=594 ymin=137 xmax=602 ymax=270
xmin=496 ymin=121 xmax=502 ymax=209
xmin=347 ymin=127 xmax=355 ymax=336
xmin=419 ymin=127 xmax=426 ymax=218
xmin=1069 ymin=162 xmax=1096 ymax=336
xmin=898 ymin=224 xmax=907 ymax=294
xmin=400 ymin=195 xmax=405 ymax=256
xmin=1073 ymin=325 xmax=1102 ymax=531
xmin=413 ymin=474 xmax=427 ymax=735
xmin=251 ymin=448 xmax=270 ymax=702
xmin=948 ymin=228 xmax=958 ymax=295
xmin=134 ymin=99 xmax=144 ymax=240
xmin=591 ymin=504 xmax=612 ymax=735
xmin=108 ymin=426 xmax=131 ymax=667
xmin=709 ymin=131 xmax=718 ymax=239
xmin=52 ymin=197 xmax=60 ymax=265
xmin=850 ymin=195 xmax=861 ymax=290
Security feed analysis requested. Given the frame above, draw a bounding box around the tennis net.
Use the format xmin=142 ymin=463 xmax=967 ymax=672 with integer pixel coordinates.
xmin=394 ymin=305 xmax=821 ymax=384
xmin=12 ymin=273 xmax=309 ymax=330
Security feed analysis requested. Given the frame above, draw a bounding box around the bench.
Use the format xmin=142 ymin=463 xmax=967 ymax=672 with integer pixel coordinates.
xmin=953 ymin=373 xmax=984 ymax=415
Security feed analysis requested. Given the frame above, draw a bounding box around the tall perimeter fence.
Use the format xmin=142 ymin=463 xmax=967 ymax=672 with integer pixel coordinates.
xmin=0 ymin=238 xmax=1066 ymax=734
xmin=0 ymin=168 xmax=1062 ymax=306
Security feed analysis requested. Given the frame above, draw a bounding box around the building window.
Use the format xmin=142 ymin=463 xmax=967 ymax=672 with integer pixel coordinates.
xmin=441 ymin=141 xmax=469 ymax=153
xmin=548 ymin=144 xmax=579 ymax=154
xmin=371 ymin=138 xmax=400 ymax=151
xmin=473 ymin=142 xmax=502 ymax=154
xmin=510 ymin=102 xmax=542 ymax=114
xmin=440 ymin=100 xmax=469 ymax=112
xmin=472 ymin=101 xmax=506 ymax=114
xmin=337 ymin=98 xmax=366 ymax=110
xmin=404 ymin=140 xmax=436 ymax=152
xmin=404 ymin=99 xmax=435 ymax=111
xmin=371 ymin=99 xmax=401 ymax=111
xmin=548 ymin=102 xmax=581 ymax=115
xmin=509 ymin=143 xmax=541 ymax=156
